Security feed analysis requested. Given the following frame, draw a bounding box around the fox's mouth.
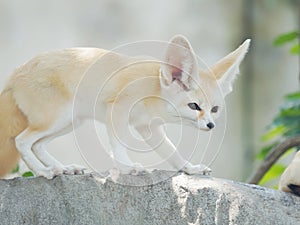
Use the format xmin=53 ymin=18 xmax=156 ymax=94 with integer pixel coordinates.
xmin=199 ymin=127 xmax=211 ymax=131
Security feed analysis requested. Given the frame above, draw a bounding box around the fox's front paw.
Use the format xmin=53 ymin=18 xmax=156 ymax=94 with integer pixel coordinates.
xmin=181 ymin=163 xmax=211 ymax=175
xmin=117 ymin=163 xmax=146 ymax=175
xmin=130 ymin=163 xmax=146 ymax=175
xmin=34 ymin=164 xmax=86 ymax=179
xmin=35 ymin=167 xmax=58 ymax=179
xmin=63 ymin=164 xmax=86 ymax=175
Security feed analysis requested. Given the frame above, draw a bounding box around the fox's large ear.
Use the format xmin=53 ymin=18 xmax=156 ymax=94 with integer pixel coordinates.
xmin=212 ymin=39 xmax=251 ymax=96
xmin=160 ymin=35 xmax=198 ymax=90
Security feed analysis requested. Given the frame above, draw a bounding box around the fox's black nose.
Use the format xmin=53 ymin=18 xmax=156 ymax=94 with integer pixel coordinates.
xmin=207 ymin=122 xmax=215 ymax=129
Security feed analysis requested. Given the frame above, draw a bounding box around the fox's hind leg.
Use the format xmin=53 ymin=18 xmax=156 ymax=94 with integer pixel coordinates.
xmin=32 ymin=125 xmax=86 ymax=175
xmin=15 ymin=127 xmax=59 ymax=178
xmin=15 ymin=121 xmax=85 ymax=179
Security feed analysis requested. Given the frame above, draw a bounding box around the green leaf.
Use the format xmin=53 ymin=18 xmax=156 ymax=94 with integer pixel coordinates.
xmin=280 ymin=107 xmax=300 ymax=117
xmin=273 ymin=31 xmax=299 ymax=46
xmin=285 ymin=91 xmax=300 ymax=101
xmin=290 ymin=43 xmax=299 ymax=55
xmin=22 ymin=171 xmax=34 ymax=177
xmin=261 ymin=125 xmax=286 ymax=141
xmin=11 ymin=165 xmax=19 ymax=173
xmin=259 ymin=163 xmax=286 ymax=186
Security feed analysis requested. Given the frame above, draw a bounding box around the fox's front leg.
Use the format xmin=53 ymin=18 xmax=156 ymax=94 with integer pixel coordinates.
xmin=135 ymin=124 xmax=211 ymax=175
xmin=106 ymin=104 xmax=145 ymax=175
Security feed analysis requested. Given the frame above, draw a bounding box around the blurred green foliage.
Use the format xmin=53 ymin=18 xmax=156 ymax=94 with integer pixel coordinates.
xmin=258 ymin=31 xmax=299 ymax=187
xmin=273 ymin=31 xmax=299 ymax=54
xmin=11 ymin=164 xmax=34 ymax=177
xmin=22 ymin=171 xmax=34 ymax=177
xmin=11 ymin=165 xmax=20 ymax=174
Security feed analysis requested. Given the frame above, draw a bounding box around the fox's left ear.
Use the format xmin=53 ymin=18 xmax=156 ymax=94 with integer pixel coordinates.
xmin=211 ymin=39 xmax=251 ymax=96
xmin=160 ymin=35 xmax=199 ymax=90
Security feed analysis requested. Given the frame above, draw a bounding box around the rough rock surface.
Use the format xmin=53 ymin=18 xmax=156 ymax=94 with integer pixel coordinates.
xmin=0 ymin=170 xmax=299 ymax=225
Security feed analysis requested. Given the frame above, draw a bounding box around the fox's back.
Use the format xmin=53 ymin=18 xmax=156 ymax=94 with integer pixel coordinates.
xmin=7 ymin=48 xmax=160 ymax=100
xmin=8 ymin=48 xmax=107 ymax=94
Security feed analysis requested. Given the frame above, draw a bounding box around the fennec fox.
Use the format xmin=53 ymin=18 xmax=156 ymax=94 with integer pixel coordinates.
xmin=0 ymin=35 xmax=250 ymax=178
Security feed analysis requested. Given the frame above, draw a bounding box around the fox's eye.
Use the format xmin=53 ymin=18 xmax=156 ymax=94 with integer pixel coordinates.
xmin=211 ymin=106 xmax=219 ymax=113
xmin=188 ymin=102 xmax=202 ymax=111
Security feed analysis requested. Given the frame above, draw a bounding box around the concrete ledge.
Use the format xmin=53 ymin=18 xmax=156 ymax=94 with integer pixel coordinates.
xmin=0 ymin=170 xmax=299 ymax=225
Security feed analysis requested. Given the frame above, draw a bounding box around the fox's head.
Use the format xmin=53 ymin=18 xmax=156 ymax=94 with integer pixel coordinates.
xmin=159 ymin=35 xmax=250 ymax=131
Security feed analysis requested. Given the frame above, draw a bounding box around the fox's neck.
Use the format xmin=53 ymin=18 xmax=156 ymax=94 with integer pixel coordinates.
xmin=131 ymin=63 xmax=172 ymax=120
xmin=107 ymin=60 xmax=170 ymax=119
xmin=105 ymin=61 xmax=162 ymax=102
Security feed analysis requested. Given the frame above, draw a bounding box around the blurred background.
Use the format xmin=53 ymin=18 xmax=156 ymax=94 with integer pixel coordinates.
xmin=0 ymin=0 xmax=298 ymax=182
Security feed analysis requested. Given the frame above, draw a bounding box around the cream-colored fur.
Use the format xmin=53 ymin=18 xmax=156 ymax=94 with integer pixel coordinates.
xmin=0 ymin=35 xmax=250 ymax=178
xmin=279 ymin=151 xmax=300 ymax=194
xmin=0 ymin=89 xmax=27 ymax=177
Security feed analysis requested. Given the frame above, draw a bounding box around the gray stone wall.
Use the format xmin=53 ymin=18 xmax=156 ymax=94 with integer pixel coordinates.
xmin=0 ymin=171 xmax=299 ymax=225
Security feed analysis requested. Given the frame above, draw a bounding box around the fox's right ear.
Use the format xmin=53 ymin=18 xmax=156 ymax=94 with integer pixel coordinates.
xmin=212 ymin=39 xmax=250 ymax=97
xmin=160 ymin=35 xmax=198 ymax=90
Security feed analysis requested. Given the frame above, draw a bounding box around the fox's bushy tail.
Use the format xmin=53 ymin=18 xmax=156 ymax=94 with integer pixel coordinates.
xmin=0 ymin=89 xmax=27 ymax=177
